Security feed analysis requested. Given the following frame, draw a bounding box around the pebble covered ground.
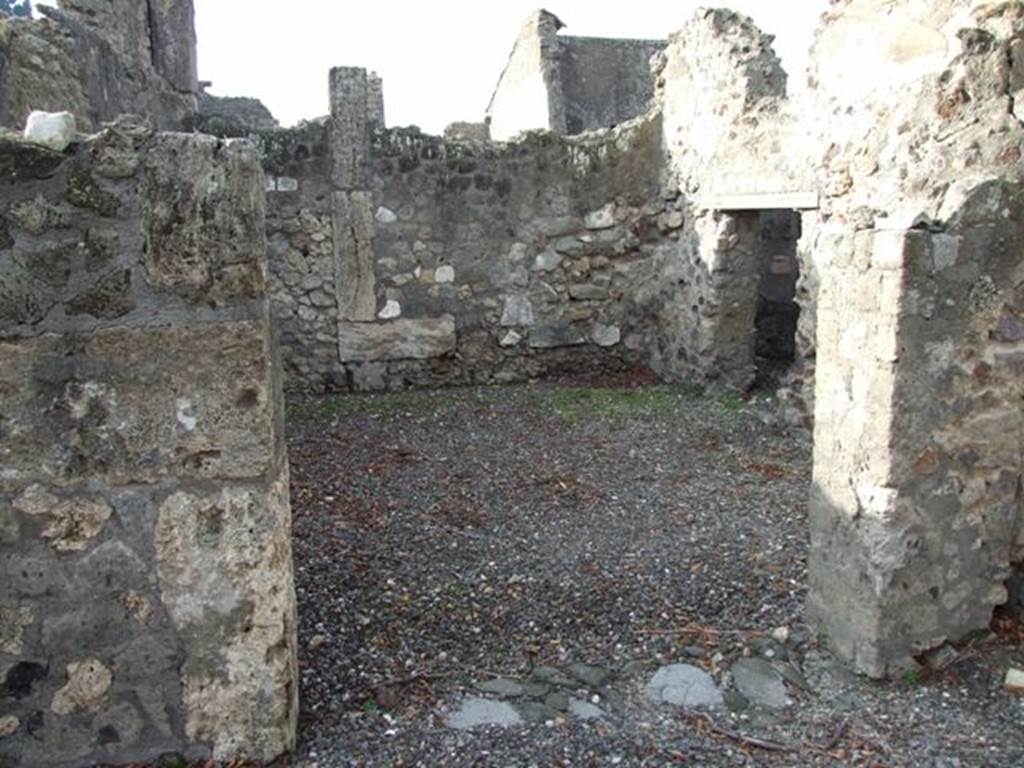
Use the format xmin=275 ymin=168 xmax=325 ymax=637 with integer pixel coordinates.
xmin=275 ymin=377 xmax=1024 ymax=768
xmin=102 ymin=377 xmax=1024 ymax=768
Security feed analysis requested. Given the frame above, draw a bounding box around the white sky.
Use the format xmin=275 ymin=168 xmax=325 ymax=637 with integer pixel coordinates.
xmin=37 ymin=1 xmax=828 ymax=133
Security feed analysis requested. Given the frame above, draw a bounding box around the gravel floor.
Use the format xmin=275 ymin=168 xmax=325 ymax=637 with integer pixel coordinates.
xmin=273 ymin=379 xmax=1024 ymax=766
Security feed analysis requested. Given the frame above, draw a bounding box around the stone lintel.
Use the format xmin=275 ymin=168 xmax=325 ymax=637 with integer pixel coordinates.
xmin=705 ymin=191 xmax=820 ymax=211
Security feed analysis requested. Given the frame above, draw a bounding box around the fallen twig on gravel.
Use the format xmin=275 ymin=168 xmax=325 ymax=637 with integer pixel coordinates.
xmin=687 ymin=712 xmax=793 ymax=753
xmin=822 ymin=714 xmax=851 ymax=751
xmin=639 ymin=626 xmax=761 ymax=638
xmin=374 ymin=670 xmax=447 ymax=688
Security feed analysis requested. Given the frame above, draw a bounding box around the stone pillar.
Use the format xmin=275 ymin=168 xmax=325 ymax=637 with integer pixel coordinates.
xmin=329 ymin=66 xmax=370 ymax=191
xmin=332 ymin=189 xmax=377 ymax=321
xmin=327 ymin=66 xmax=387 ymax=359
xmin=0 ymin=120 xmax=297 ymax=766
xmin=808 ymin=182 xmax=1024 ymax=677
xmin=367 ymin=71 xmax=386 ymax=127
xmin=328 ymin=66 xmax=376 ymax=326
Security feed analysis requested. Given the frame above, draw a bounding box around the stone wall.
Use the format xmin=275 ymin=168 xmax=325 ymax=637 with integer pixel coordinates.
xmin=444 ymin=121 xmax=490 ymax=142
xmin=647 ymin=0 xmax=1024 ymax=677
xmin=559 ymin=36 xmax=665 ymax=134
xmin=367 ymin=71 xmax=385 ymax=127
xmin=260 ymin=69 xmax=688 ymax=393
xmin=811 ymin=190 xmax=1024 ymax=677
xmin=805 ymin=0 xmax=1024 ymax=677
xmin=486 ymin=10 xmax=665 ymax=140
xmin=485 ymin=10 xmax=564 ymax=141
xmin=648 ymin=9 xmax=817 ymax=393
xmin=0 ymin=0 xmax=198 ymax=133
xmin=0 ymin=122 xmax=297 ymax=766
xmin=196 ymin=84 xmax=279 ymax=138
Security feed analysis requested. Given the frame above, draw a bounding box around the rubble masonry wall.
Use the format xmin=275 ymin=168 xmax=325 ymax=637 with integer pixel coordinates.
xmin=806 ymin=0 xmax=1024 ymax=676
xmin=486 ymin=10 xmax=665 ymax=140
xmin=0 ymin=123 xmax=297 ymax=766
xmin=260 ymin=69 xmax=696 ymax=393
xmin=0 ymin=0 xmax=198 ymax=133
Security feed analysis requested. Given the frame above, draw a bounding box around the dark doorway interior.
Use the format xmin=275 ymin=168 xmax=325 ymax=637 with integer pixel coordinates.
xmin=753 ymin=210 xmax=801 ymax=388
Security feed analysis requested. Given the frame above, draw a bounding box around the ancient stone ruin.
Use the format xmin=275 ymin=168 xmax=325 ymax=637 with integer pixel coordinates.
xmin=485 ymin=10 xmax=667 ymax=140
xmin=0 ymin=115 xmax=297 ymax=764
xmin=1 ymin=0 xmax=1023 ymax=765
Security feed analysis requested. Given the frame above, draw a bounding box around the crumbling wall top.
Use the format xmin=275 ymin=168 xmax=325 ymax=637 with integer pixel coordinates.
xmin=486 ymin=9 xmax=665 ymax=140
xmin=0 ymin=0 xmax=198 ymax=132
xmin=657 ymin=7 xmax=810 ymax=206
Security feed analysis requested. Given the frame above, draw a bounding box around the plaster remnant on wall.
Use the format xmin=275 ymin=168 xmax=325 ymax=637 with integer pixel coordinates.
xmin=176 ymin=398 xmax=199 ymax=431
xmin=155 ymin=480 xmax=297 ymax=760
xmin=51 ymin=659 xmax=113 ymax=716
xmin=13 ymin=485 xmax=113 ymax=552
xmin=12 ymin=485 xmax=59 ymax=517
xmin=0 ymin=605 xmax=34 ymax=654
xmin=40 ymin=498 xmax=113 ymax=553
xmin=120 ymin=591 xmax=153 ymax=625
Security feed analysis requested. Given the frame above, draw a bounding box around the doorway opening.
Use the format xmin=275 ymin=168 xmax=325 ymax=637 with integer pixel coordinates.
xmin=752 ymin=210 xmax=801 ymax=389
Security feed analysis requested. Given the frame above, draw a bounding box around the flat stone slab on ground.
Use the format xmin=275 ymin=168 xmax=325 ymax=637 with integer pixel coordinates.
xmin=732 ymin=658 xmax=790 ymax=709
xmin=531 ymin=666 xmax=577 ymax=688
xmin=646 ymin=664 xmax=724 ymax=709
xmin=568 ymin=663 xmax=611 ymax=688
xmin=569 ymin=698 xmax=605 ymax=720
xmin=545 ymin=691 xmax=569 ymax=711
xmin=446 ymin=698 xmax=523 ymax=730
xmin=516 ymin=701 xmax=559 ymax=723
